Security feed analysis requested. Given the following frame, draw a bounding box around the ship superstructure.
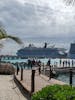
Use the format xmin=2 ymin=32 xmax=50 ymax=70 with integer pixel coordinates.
xmin=16 ymin=43 xmax=67 ymax=58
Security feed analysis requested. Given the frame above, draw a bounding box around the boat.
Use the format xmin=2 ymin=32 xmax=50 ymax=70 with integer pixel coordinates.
xmin=68 ymin=43 xmax=75 ymax=59
xmin=16 ymin=43 xmax=67 ymax=58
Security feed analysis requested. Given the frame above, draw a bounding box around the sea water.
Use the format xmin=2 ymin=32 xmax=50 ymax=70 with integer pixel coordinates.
xmin=1 ymin=58 xmax=75 ymax=67
xmin=56 ymin=73 xmax=75 ymax=86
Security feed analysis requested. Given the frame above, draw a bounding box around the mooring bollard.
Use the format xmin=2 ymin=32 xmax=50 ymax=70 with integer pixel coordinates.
xmin=69 ymin=69 xmax=73 ymax=86
xmin=21 ymin=67 xmax=23 ymax=81
xmin=31 ymin=69 xmax=35 ymax=93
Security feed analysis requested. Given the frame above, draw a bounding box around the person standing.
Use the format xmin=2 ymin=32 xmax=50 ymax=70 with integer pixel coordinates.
xmin=47 ymin=59 xmax=51 ymax=66
xmin=59 ymin=59 xmax=62 ymax=67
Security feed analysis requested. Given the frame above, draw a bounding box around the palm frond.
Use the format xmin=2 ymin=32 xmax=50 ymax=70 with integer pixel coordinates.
xmin=0 ymin=28 xmax=7 ymax=39
xmin=64 ymin=0 xmax=75 ymax=6
xmin=0 ymin=27 xmax=23 ymax=45
xmin=6 ymin=35 xmax=23 ymax=44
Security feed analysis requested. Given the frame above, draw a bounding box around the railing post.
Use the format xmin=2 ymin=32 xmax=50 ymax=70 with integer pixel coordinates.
xmin=43 ymin=63 xmax=44 ymax=71
xmin=49 ymin=65 xmax=52 ymax=80
xmin=43 ymin=63 xmax=45 ymax=75
xmin=21 ymin=67 xmax=23 ymax=81
xmin=69 ymin=69 xmax=73 ymax=86
xmin=39 ymin=66 xmax=41 ymax=75
xmin=16 ymin=64 xmax=19 ymax=75
xmin=0 ymin=57 xmax=1 ymax=67
xmin=31 ymin=69 xmax=35 ymax=93
xmin=17 ymin=67 xmax=18 ymax=75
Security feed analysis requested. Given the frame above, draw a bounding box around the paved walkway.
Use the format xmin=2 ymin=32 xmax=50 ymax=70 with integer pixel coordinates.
xmin=16 ymin=69 xmax=66 ymax=93
xmin=0 ymin=75 xmax=27 ymax=100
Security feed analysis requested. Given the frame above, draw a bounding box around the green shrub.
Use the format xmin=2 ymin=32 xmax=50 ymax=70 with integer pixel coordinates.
xmin=31 ymin=84 xmax=75 ymax=100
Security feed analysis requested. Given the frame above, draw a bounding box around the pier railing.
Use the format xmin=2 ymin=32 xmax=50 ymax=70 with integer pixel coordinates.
xmin=14 ymin=61 xmax=75 ymax=96
xmin=15 ymin=65 xmax=42 ymax=94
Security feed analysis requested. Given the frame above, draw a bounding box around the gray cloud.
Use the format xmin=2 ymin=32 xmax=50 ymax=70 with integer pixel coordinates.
xmin=0 ymin=0 xmax=75 ymax=39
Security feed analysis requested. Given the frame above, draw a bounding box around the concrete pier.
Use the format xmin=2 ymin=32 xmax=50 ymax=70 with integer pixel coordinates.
xmin=15 ymin=69 xmax=66 ymax=95
xmin=0 ymin=75 xmax=28 ymax=100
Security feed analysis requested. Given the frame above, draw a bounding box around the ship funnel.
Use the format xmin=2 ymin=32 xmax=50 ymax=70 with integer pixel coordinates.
xmin=44 ymin=42 xmax=47 ymax=48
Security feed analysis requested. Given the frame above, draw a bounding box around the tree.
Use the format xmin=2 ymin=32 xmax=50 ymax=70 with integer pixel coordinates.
xmin=0 ymin=27 xmax=23 ymax=46
xmin=64 ymin=0 xmax=75 ymax=5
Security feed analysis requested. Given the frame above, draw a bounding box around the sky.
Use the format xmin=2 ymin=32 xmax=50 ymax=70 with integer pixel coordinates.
xmin=0 ymin=0 xmax=75 ymax=54
xmin=0 ymin=0 xmax=75 ymax=38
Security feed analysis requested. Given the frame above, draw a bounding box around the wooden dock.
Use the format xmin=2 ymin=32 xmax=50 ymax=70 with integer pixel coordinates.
xmin=43 ymin=66 xmax=75 ymax=73
xmin=53 ymin=67 xmax=75 ymax=72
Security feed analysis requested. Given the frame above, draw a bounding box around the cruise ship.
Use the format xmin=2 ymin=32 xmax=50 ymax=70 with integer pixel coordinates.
xmin=68 ymin=43 xmax=75 ymax=59
xmin=16 ymin=43 xmax=67 ymax=58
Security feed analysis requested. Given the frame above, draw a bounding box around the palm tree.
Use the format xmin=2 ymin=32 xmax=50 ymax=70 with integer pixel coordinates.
xmin=0 ymin=27 xmax=23 ymax=72
xmin=0 ymin=27 xmax=23 ymax=45
xmin=64 ymin=0 xmax=75 ymax=5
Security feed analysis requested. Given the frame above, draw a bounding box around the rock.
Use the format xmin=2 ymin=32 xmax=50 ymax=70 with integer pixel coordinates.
xmin=0 ymin=63 xmax=15 ymax=75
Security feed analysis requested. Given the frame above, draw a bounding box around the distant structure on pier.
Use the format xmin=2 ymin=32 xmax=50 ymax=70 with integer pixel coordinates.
xmin=68 ymin=43 xmax=75 ymax=59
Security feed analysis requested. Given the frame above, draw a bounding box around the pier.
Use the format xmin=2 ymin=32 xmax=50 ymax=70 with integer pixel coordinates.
xmin=0 ymin=75 xmax=28 ymax=100
xmin=0 ymin=55 xmax=27 ymax=60
xmin=14 ymin=68 xmax=66 ymax=96
xmin=41 ymin=66 xmax=75 ymax=73
xmin=1 ymin=56 xmax=75 ymax=96
xmin=0 ymin=57 xmax=75 ymax=99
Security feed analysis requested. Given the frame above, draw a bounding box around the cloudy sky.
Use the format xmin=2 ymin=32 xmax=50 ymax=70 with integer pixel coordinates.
xmin=0 ymin=0 xmax=75 ymax=54
xmin=0 ymin=0 xmax=75 ymax=39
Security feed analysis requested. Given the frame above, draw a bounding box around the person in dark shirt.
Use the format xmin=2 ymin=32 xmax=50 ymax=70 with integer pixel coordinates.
xmin=59 ymin=59 xmax=62 ymax=66
xmin=47 ymin=59 xmax=51 ymax=66
xmin=72 ymin=60 xmax=74 ymax=67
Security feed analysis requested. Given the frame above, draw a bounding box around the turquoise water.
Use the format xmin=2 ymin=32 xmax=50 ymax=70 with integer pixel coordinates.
xmin=1 ymin=58 xmax=60 ymax=65
xmin=1 ymin=59 xmax=28 ymax=63
xmin=1 ymin=58 xmax=75 ymax=67
xmin=1 ymin=58 xmax=57 ymax=64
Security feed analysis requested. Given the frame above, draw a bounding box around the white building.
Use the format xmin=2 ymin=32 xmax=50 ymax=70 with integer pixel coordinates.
xmin=68 ymin=43 xmax=75 ymax=59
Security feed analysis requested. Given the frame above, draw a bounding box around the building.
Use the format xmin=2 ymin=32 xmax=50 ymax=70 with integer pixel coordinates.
xmin=68 ymin=43 xmax=75 ymax=59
